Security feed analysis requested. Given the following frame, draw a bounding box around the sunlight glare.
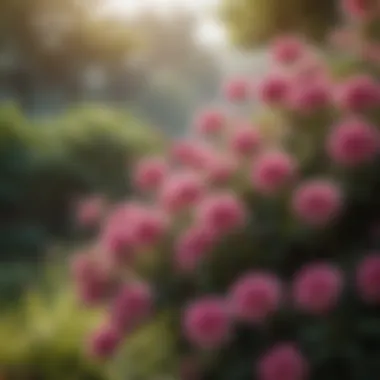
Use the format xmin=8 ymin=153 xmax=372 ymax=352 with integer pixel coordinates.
xmin=103 ymin=0 xmax=226 ymax=47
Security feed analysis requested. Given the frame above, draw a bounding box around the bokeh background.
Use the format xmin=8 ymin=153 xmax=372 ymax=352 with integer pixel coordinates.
xmin=0 ymin=0 xmax=342 ymax=378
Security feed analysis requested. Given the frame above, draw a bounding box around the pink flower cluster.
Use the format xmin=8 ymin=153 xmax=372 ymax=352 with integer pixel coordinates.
xmin=99 ymin=202 xmax=168 ymax=268
xmin=86 ymin=281 xmax=153 ymax=359
xmin=183 ymin=264 xmax=344 ymax=351
xmin=82 ymin=252 xmax=380 ymax=362
xmin=180 ymin=251 xmax=380 ymax=377
xmin=71 ymin=4 xmax=380 ymax=379
xmin=327 ymin=118 xmax=379 ymax=167
xmin=71 ymin=253 xmax=114 ymax=306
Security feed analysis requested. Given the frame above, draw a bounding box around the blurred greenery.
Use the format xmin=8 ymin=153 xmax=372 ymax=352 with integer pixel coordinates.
xmin=0 ymin=263 xmax=106 ymax=380
xmin=0 ymin=262 xmax=180 ymax=380
xmin=0 ymin=0 xmax=136 ymax=79
xmin=0 ymin=102 xmax=164 ymax=303
xmin=219 ymin=0 xmax=340 ymax=47
xmin=109 ymin=315 xmax=178 ymax=380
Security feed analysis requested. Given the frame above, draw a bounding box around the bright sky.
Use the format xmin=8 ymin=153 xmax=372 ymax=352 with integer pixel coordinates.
xmin=102 ymin=0 xmax=226 ymax=47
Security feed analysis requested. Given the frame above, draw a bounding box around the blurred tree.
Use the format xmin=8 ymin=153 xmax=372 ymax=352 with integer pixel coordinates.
xmin=219 ymin=0 xmax=340 ymax=47
xmin=0 ymin=4 xmax=220 ymax=134
xmin=0 ymin=0 xmax=135 ymax=74
xmin=0 ymin=0 xmax=137 ymax=108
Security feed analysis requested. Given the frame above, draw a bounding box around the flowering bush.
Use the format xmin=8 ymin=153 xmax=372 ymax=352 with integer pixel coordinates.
xmin=71 ymin=1 xmax=380 ymax=379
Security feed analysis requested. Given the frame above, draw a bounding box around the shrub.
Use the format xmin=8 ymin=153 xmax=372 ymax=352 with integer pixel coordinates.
xmin=26 ymin=105 xmax=165 ymax=241
xmin=72 ymin=2 xmax=380 ymax=380
xmin=0 ymin=104 xmax=163 ymax=303
xmin=0 ymin=263 xmax=106 ymax=380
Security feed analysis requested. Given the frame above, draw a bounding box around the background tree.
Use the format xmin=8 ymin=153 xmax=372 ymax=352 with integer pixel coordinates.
xmin=219 ymin=0 xmax=340 ymax=47
xmin=0 ymin=3 xmax=221 ymax=136
xmin=0 ymin=0 xmax=136 ymax=110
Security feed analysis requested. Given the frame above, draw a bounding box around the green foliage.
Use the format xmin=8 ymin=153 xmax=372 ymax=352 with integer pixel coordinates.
xmin=0 ymin=263 xmax=178 ymax=380
xmin=0 ymin=264 xmax=106 ymax=380
xmin=33 ymin=105 xmax=165 ymax=199
xmin=0 ymin=103 xmax=163 ymax=303
xmin=108 ymin=315 xmax=178 ymax=380
xmin=219 ymin=0 xmax=339 ymax=47
xmin=0 ymin=103 xmax=44 ymax=263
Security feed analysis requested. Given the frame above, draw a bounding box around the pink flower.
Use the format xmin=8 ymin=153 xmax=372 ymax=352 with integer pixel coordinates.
xmin=110 ymin=282 xmax=152 ymax=331
xmin=101 ymin=203 xmax=168 ymax=253
xmin=171 ymin=140 xmax=211 ymax=170
xmin=203 ymin=153 xmax=237 ymax=185
xmin=100 ymin=207 xmax=138 ymax=265
xmin=87 ymin=323 xmax=121 ymax=359
xmin=341 ymin=0 xmax=377 ymax=20
xmin=292 ymin=180 xmax=343 ymax=226
xmin=71 ymin=254 xmax=113 ymax=306
xmin=293 ymin=55 xmax=328 ymax=85
xmin=257 ymin=343 xmax=308 ymax=380
xmin=229 ymin=273 xmax=282 ymax=323
xmin=196 ymin=192 xmax=246 ymax=235
xmin=102 ymin=230 xmax=137 ymax=267
xmin=76 ymin=280 xmax=109 ymax=307
xmin=292 ymin=263 xmax=343 ymax=314
xmin=194 ymin=108 xmax=226 ymax=135
xmin=175 ymin=225 xmax=216 ymax=272
xmin=183 ymin=297 xmax=230 ymax=349
xmin=104 ymin=202 xmax=145 ymax=230
xmin=335 ymin=75 xmax=380 ymax=112
xmin=289 ymin=80 xmax=331 ymax=114
xmin=133 ymin=156 xmax=168 ymax=191
xmin=229 ymin=124 xmax=261 ymax=157
xmin=251 ymin=151 xmax=297 ymax=195
xmin=70 ymin=252 xmax=99 ymax=283
xmin=160 ymin=172 xmax=205 ymax=212
xmin=76 ymin=195 xmax=105 ymax=227
xmin=356 ymin=254 xmax=380 ymax=304
xmin=327 ymin=118 xmax=379 ymax=167
xmin=257 ymin=74 xmax=291 ymax=105
xmin=271 ymin=36 xmax=305 ymax=65
xmin=131 ymin=207 xmax=168 ymax=246
xmin=223 ymin=77 xmax=250 ymax=102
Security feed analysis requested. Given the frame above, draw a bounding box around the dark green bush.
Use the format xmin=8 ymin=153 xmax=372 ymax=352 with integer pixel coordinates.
xmin=0 ymin=103 xmax=163 ymax=303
